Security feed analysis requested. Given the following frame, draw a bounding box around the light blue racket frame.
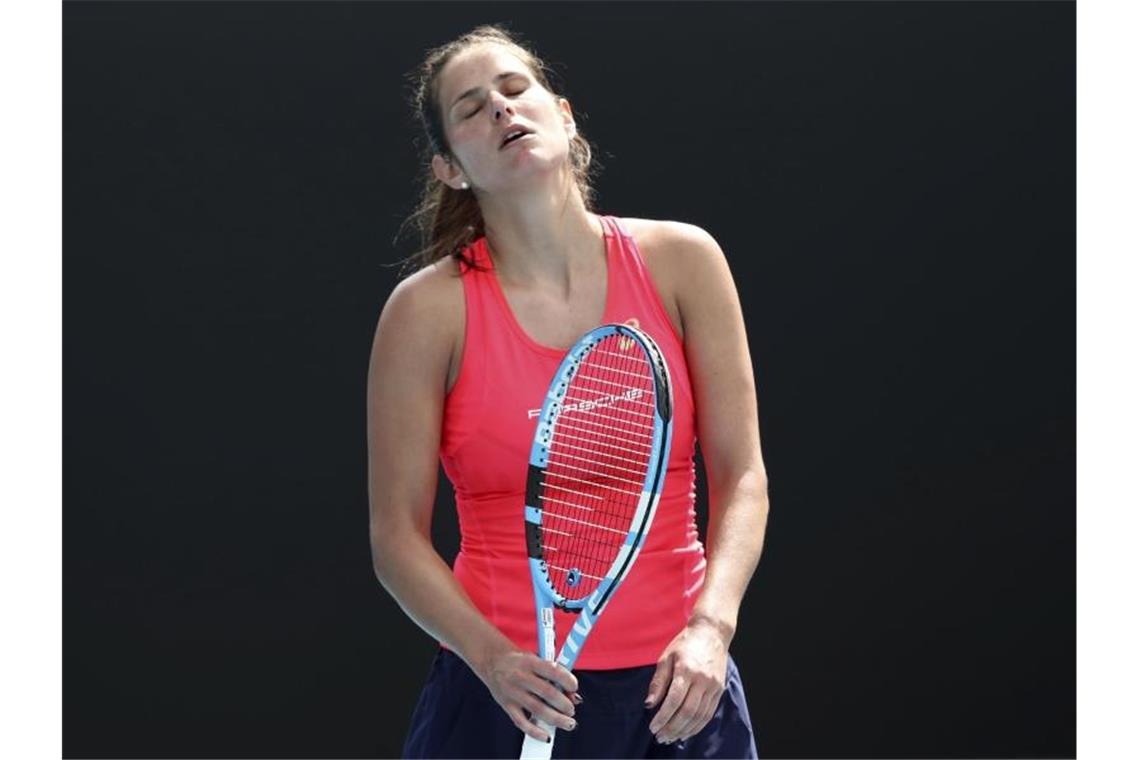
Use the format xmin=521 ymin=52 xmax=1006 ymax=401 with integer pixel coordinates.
xmin=519 ymin=323 xmax=674 ymax=758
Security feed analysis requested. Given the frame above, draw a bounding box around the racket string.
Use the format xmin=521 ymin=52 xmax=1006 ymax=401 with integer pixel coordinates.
xmin=551 ymin=420 xmax=654 ymax=453
xmin=545 ymin=448 xmax=649 ymax=482
xmin=542 ymin=459 xmax=643 ymax=492
xmin=569 ymin=360 xmax=651 ymax=382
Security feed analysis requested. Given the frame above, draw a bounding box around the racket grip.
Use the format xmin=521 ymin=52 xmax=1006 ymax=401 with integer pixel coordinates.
xmin=519 ymin=717 xmax=556 ymax=760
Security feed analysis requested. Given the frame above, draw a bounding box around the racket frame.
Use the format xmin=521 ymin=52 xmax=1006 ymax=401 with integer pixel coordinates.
xmin=519 ymin=323 xmax=674 ymax=756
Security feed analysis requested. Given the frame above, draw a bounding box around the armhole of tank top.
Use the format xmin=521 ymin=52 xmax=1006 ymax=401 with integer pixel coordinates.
xmin=445 ymin=266 xmax=472 ymax=402
xmin=442 ymin=263 xmax=485 ymax=457
xmin=614 ymin=217 xmax=686 ymax=348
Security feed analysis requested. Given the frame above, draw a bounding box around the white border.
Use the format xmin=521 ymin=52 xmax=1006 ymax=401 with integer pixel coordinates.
xmin=5 ymin=1 xmax=1132 ymax=757
xmin=0 ymin=1 xmax=63 ymax=759
xmin=1078 ymin=0 xmax=1140 ymax=757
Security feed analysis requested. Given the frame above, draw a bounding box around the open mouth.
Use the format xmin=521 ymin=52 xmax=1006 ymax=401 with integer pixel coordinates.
xmin=501 ymin=131 xmax=533 ymax=149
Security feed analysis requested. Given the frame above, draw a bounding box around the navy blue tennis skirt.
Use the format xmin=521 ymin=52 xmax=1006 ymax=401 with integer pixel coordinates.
xmin=402 ymin=648 xmax=758 ymax=758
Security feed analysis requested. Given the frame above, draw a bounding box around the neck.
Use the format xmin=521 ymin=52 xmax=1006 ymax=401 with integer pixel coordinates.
xmin=480 ymin=190 xmax=604 ymax=296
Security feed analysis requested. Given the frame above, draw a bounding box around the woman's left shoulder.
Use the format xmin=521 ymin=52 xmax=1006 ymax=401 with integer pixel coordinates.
xmin=618 ymin=217 xmax=726 ymax=272
xmin=619 ymin=216 xmax=731 ymax=300
xmin=613 ymin=218 xmax=733 ymax=345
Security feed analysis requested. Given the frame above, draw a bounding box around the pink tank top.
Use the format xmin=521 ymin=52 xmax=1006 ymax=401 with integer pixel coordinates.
xmin=438 ymin=214 xmax=705 ymax=669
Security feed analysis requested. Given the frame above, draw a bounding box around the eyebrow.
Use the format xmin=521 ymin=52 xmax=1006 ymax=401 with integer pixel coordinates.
xmin=449 ymin=71 xmax=528 ymax=110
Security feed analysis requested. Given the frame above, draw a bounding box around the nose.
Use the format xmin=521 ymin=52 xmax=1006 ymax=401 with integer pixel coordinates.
xmin=488 ymin=90 xmax=514 ymax=121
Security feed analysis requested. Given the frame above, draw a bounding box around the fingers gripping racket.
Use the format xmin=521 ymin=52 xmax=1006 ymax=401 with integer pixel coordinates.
xmin=519 ymin=323 xmax=674 ymax=760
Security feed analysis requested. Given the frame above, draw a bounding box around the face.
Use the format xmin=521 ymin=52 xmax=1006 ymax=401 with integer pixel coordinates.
xmin=432 ymin=45 xmax=576 ymax=194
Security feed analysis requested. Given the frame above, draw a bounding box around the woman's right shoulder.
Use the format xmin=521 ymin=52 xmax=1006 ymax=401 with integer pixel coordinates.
xmin=387 ymin=255 xmax=465 ymax=309
xmin=374 ymin=255 xmax=466 ymax=392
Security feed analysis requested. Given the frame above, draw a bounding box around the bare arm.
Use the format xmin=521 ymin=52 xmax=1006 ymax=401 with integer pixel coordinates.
xmin=644 ymin=222 xmax=770 ymax=744
xmin=677 ymin=225 xmax=770 ymax=645
xmin=366 ymin=269 xmax=510 ymax=672
xmin=366 ymin=267 xmax=578 ymax=740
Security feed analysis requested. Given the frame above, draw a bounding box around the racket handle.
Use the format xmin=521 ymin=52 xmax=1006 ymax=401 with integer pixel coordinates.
xmin=519 ymin=717 xmax=556 ymax=760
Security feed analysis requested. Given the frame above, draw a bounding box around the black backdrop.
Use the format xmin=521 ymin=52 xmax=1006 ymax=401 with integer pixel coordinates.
xmin=64 ymin=1 xmax=1075 ymax=758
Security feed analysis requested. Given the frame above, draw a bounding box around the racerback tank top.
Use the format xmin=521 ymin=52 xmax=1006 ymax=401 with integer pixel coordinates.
xmin=439 ymin=214 xmax=705 ymax=669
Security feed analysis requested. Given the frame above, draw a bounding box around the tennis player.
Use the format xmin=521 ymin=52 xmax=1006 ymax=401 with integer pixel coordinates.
xmin=367 ymin=24 xmax=770 ymax=758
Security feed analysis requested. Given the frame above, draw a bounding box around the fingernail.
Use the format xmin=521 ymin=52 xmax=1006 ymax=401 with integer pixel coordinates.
xmin=567 ymin=719 xmax=577 ymax=731
xmin=572 ymin=692 xmax=583 ymax=704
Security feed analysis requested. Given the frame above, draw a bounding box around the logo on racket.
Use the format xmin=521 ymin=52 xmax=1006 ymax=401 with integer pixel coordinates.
xmin=527 ymin=386 xmax=644 ymax=419
xmin=618 ymin=317 xmax=640 ymax=351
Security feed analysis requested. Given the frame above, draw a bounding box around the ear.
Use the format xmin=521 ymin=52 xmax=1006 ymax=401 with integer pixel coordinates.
xmin=431 ymin=153 xmax=466 ymax=190
xmin=557 ymin=97 xmax=576 ymax=136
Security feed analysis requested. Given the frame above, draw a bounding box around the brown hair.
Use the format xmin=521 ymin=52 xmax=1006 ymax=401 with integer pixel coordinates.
xmin=391 ymin=23 xmax=603 ymax=279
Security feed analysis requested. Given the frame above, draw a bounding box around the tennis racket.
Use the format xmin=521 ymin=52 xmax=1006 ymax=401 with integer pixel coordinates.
xmin=519 ymin=322 xmax=674 ymax=760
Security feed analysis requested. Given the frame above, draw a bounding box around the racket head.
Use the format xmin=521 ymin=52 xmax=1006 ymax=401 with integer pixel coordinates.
xmin=524 ymin=323 xmax=674 ymax=614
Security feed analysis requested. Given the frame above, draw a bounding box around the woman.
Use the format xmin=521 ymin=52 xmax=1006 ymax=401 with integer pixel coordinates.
xmin=368 ymin=24 xmax=770 ymax=758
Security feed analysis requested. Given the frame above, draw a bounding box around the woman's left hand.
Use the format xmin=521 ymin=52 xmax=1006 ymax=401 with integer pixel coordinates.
xmin=645 ymin=616 xmax=730 ymax=744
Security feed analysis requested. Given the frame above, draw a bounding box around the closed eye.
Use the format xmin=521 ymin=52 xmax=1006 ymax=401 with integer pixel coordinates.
xmin=464 ymin=87 xmax=528 ymax=119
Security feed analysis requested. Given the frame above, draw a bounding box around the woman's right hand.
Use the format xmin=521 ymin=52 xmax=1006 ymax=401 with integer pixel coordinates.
xmin=474 ymin=646 xmax=581 ymax=741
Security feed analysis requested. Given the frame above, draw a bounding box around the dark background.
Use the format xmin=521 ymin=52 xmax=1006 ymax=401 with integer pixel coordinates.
xmin=64 ymin=1 xmax=1074 ymax=758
